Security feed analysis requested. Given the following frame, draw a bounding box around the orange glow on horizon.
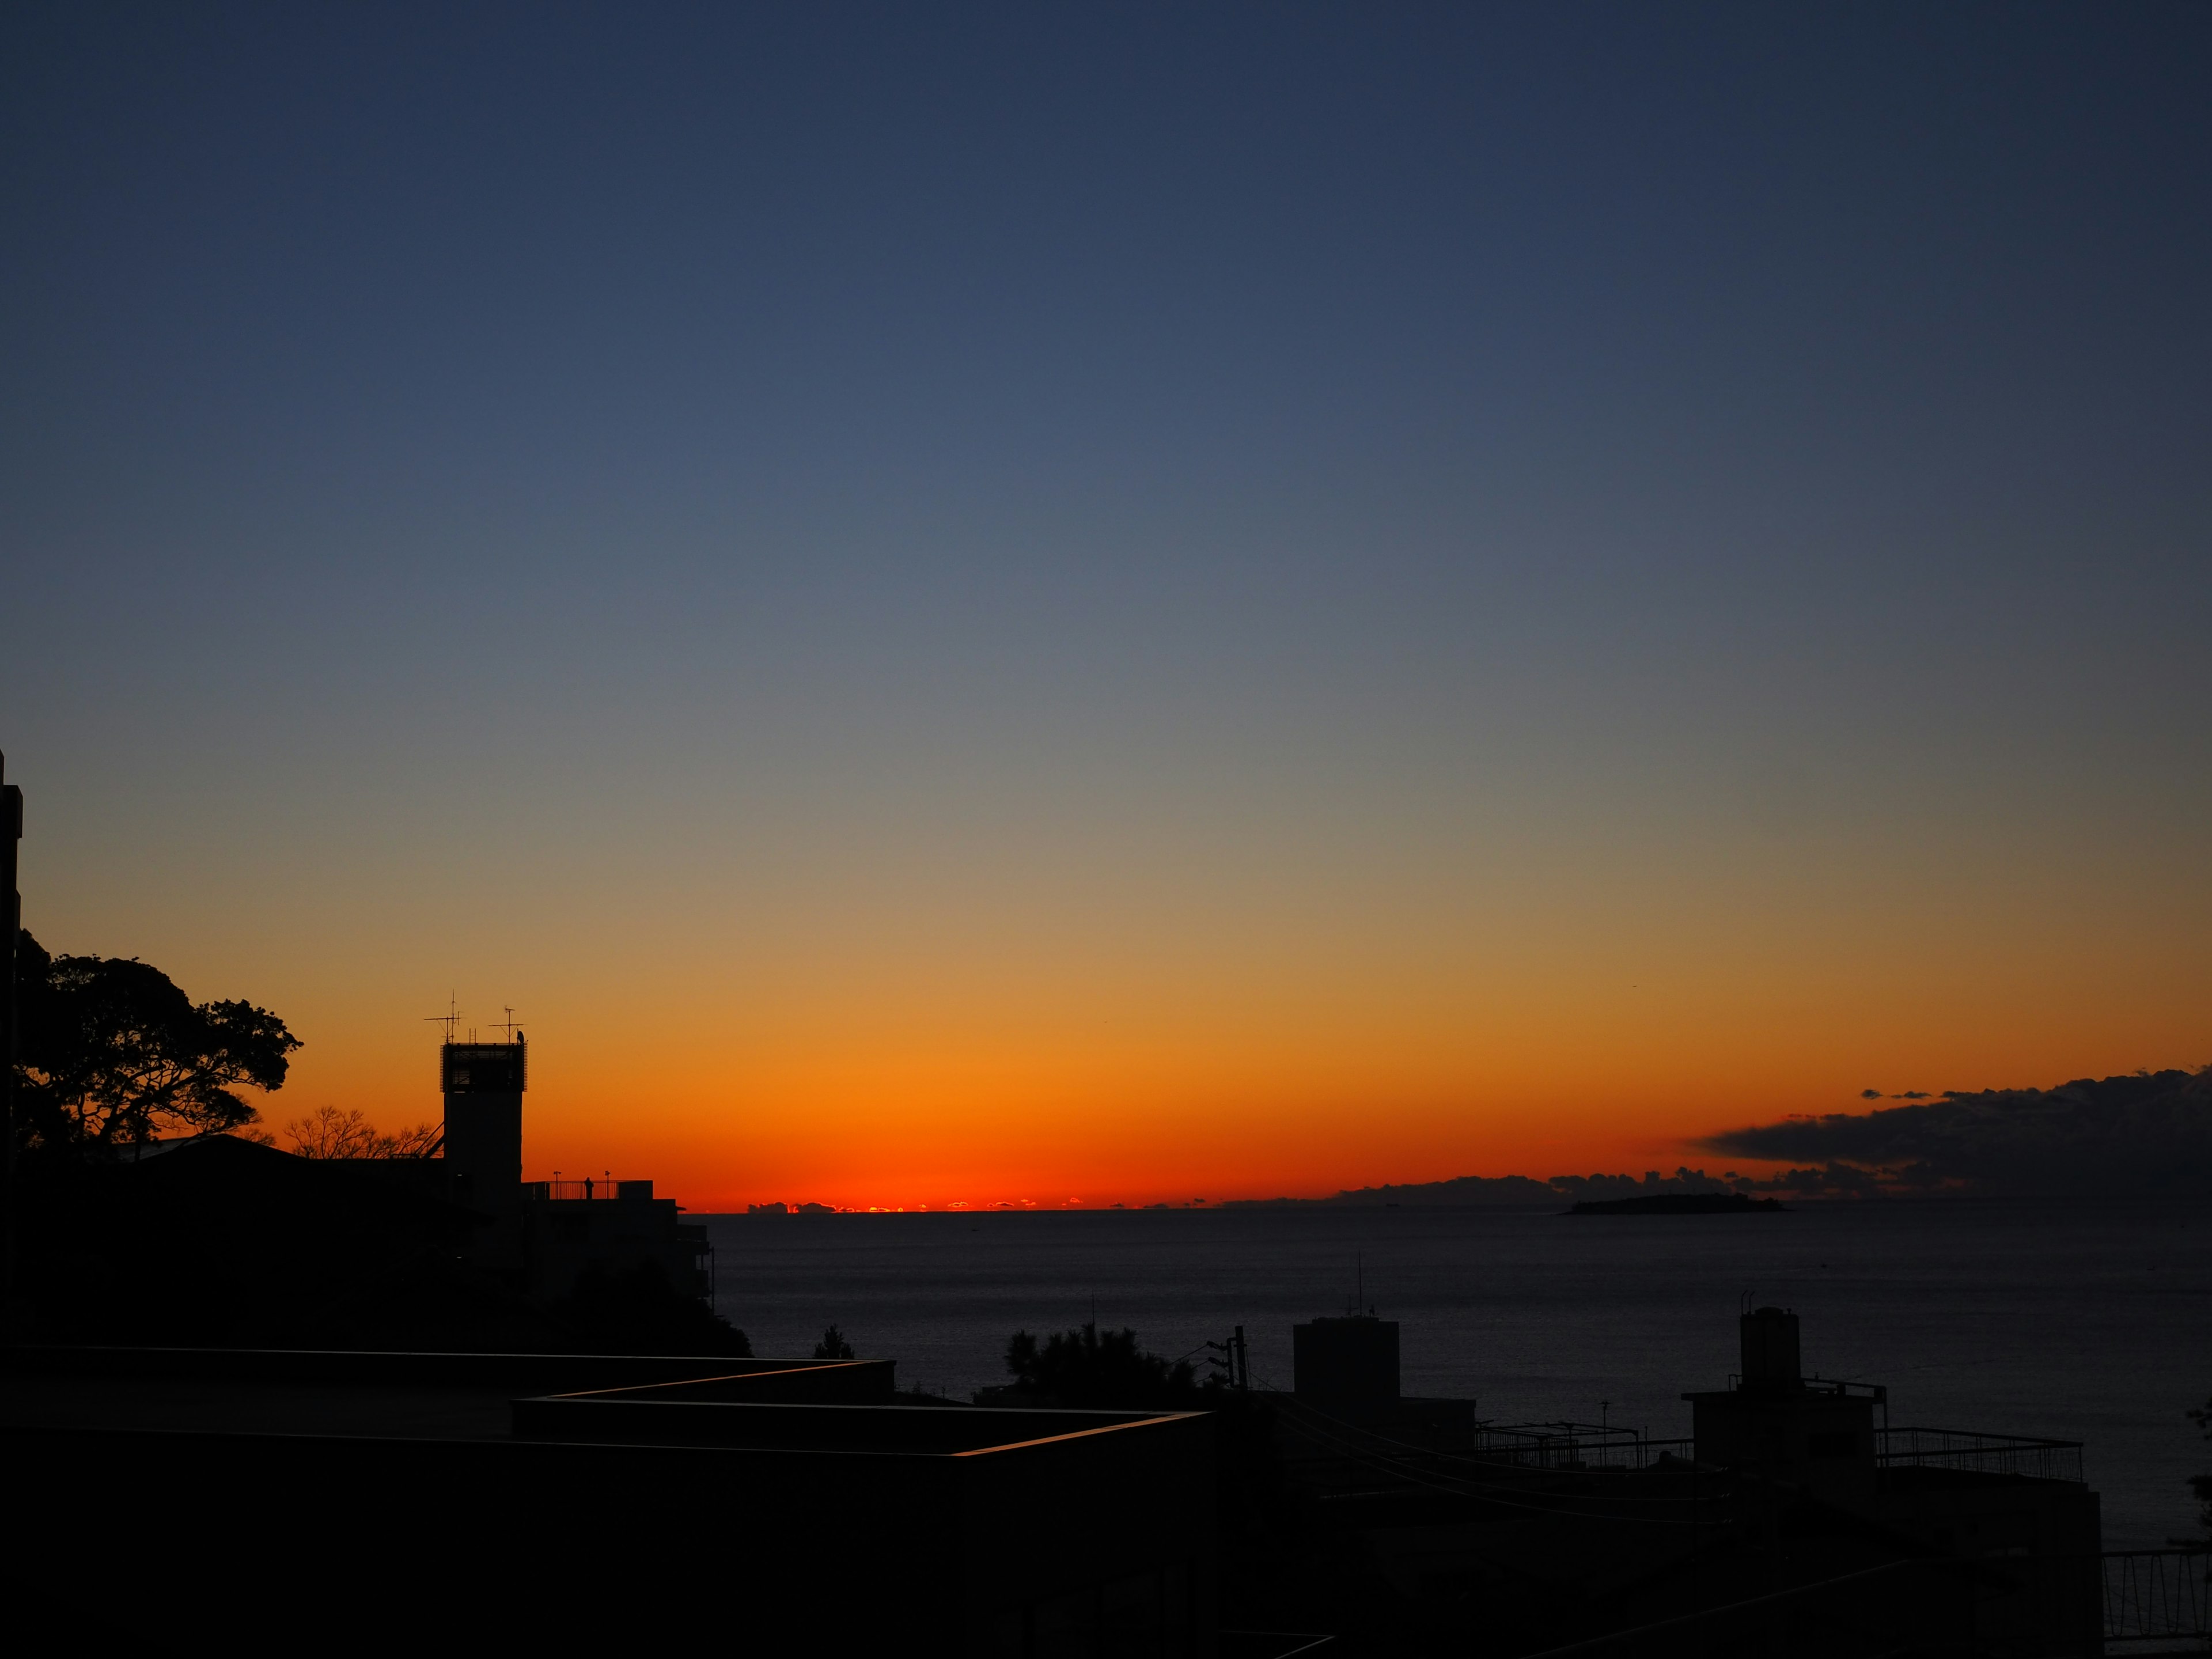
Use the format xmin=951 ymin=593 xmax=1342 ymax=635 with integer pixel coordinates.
xmin=255 ymin=947 xmax=2205 ymax=1212
xmin=59 ymin=739 xmax=2210 ymax=1215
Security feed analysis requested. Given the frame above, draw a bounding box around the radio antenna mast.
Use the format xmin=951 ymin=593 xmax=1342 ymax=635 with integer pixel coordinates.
xmin=423 ymin=993 xmax=461 ymax=1044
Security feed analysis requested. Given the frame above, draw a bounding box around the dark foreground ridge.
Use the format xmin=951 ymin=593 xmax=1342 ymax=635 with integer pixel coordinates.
xmin=1569 ymin=1192 xmax=1786 ymax=1215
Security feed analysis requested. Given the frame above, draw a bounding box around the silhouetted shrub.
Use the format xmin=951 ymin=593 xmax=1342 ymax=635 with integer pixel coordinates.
xmin=813 ymin=1324 xmax=855 ymax=1359
xmin=1001 ymin=1322 xmax=1214 ymax=1409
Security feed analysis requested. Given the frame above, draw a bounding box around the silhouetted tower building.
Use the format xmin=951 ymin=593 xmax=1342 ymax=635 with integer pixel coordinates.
xmin=1685 ymin=1305 xmax=1880 ymax=1511
xmin=1293 ymin=1316 xmax=1401 ymax=1417
xmin=442 ymin=1034 xmax=525 ymax=1264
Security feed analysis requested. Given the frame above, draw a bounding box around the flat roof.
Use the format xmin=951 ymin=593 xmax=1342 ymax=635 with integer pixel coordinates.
xmin=0 ymin=1346 xmax=1201 ymax=1457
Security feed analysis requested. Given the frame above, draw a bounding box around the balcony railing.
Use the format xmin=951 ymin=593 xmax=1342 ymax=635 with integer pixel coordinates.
xmin=2104 ymin=1549 xmax=2212 ymax=1645
xmin=1875 ymin=1426 xmax=2084 ymax=1483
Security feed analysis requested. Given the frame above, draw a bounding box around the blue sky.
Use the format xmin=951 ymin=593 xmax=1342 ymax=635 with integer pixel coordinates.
xmin=4 ymin=4 xmax=2207 ymax=1200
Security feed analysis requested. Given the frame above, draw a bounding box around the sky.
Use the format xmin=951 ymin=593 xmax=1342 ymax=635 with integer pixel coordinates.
xmin=3 ymin=3 xmax=2207 ymax=1210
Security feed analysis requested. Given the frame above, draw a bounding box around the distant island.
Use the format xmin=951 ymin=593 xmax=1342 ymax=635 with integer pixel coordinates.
xmin=1569 ymin=1192 xmax=1784 ymax=1216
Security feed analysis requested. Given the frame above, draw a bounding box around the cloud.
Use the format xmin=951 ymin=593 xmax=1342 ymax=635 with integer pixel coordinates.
xmin=1234 ymin=1166 xmax=1747 ymax=1209
xmin=1702 ymin=1068 xmax=2212 ymax=1196
xmin=1754 ymin=1162 xmax=1891 ymax=1199
xmin=1861 ymin=1088 xmax=1884 ymax=1099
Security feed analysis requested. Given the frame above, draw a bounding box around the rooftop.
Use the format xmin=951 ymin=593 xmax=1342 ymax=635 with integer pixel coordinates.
xmin=0 ymin=1344 xmax=1201 ymax=1459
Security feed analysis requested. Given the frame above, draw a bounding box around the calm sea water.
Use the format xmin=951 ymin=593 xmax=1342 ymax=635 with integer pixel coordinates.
xmin=697 ymin=1197 xmax=2211 ymax=1550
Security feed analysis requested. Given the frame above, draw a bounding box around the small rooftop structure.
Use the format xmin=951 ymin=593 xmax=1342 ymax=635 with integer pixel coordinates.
xmin=1293 ymin=1315 xmax=1399 ymax=1414
xmin=1291 ymin=1311 xmax=1478 ymax=1449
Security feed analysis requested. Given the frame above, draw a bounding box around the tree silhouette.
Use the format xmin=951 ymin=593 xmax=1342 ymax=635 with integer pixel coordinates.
xmin=11 ymin=931 xmax=301 ymax=1155
xmin=813 ymin=1324 xmax=855 ymax=1359
xmin=287 ymin=1105 xmax=440 ymax=1159
xmin=1003 ymin=1322 xmax=1210 ymax=1409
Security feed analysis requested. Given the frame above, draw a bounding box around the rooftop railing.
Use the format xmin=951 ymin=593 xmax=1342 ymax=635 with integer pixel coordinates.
xmin=1875 ymin=1426 xmax=2084 ymax=1484
xmin=1472 ymin=1423 xmax=1696 ymax=1472
xmin=521 ymin=1179 xmax=655 ymax=1203
xmin=1726 ymin=1374 xmax=1888 ymax=1404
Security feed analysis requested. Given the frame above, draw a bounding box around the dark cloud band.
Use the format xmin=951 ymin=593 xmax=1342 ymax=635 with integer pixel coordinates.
xmin=1703 ymin=1069 xmax=2212 ymax=1196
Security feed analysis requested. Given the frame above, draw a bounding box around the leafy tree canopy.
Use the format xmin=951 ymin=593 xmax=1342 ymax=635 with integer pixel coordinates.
xmin=12 ymin=930 xmax=301 ymax=1156
xmin=1003 ymin=1321 xmax=1212 ymax=1410
xmin=813 ymin=1323 xmax=855 ymax=1359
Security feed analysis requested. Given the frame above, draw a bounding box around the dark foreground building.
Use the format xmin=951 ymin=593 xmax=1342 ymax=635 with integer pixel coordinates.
xmin=1262 ymin=1307 xmax=2107 ymax=1656
xmin=422 ymin=1033 xmax=714 ymax=1301
xmin=1292 ymin=1312 xmax=1478 ymax=1448
xmin=0 ymin=1343 xmax=1216 ymax=1653
xmin=0 ymin=1312 xmax=2150 ymax=1656
xmin=1684 ymin=1306 xmax=2101 ymax=1656
xmin=28 ymin=1033 xmax=719 ymax=1343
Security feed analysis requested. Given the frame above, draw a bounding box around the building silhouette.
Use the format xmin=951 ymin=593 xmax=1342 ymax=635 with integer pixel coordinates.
xmin=1266 ymin=1304 xmax=2111 ymax=1653
xmin=0 ymin=1343 xmax=1216 ymax=1650
xmin=438 ymin=1037 xmax=525 ymax=1252
xmin=369 ymin=1031 xmax=711 ymax=1304
xmin=1683 ymin=1306 xmax=2103 ymax=1654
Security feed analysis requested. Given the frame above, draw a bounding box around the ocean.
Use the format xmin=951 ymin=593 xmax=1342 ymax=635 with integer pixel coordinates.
xmin=696 ymin=1196 xmax=2211 ymax=1550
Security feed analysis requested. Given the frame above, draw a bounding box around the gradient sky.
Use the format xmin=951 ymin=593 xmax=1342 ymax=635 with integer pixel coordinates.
xmin=4 ymin=4 xmax=2207 ymax=1209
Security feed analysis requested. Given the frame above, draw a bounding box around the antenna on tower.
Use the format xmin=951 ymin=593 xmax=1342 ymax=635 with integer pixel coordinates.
xmin=494 ymin=1006 xmax=524 ymax=1041
xmin=424 ymin=993 xmax=461 ymax=1044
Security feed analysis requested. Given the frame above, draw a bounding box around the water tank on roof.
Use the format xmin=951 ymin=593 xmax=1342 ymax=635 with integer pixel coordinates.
xmin=1740 ymin=1305 xmax=1801 ymax=1391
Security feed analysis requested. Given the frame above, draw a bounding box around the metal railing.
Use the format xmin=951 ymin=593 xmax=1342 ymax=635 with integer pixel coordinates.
xmin=2104 ymin=1550 xmax=2212 ymax=1646
xmin=1472 ymin=1423 xmax=1696 ymax=1473
xmin=1729 ymin=1374 xmax=1888 ymax=1406
xmin=1876 ymin=1425 xmax=2085 ymax=1484
xmin=524 ymin=1185 xmax=646 ymax=1212
xmin=1466 ymin=1423 xmax=2086 ymax=1481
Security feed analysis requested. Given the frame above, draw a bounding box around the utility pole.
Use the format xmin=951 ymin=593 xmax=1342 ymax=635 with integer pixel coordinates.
xmin=1206 ymin=1325 xmax=1251 ymax=1393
